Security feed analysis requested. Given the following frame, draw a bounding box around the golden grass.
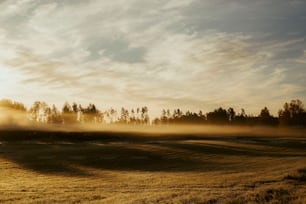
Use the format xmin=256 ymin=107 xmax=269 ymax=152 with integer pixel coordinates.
xmin=0 ymin=128 xmax=306 ymax=203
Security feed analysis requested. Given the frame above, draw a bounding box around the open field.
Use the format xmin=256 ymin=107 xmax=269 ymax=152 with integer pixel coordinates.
xmin=0 ymin=126 xmax=306 ymax=203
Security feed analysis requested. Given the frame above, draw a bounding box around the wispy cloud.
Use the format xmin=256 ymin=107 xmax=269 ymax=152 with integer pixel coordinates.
xmin=0 ymin=0 xmax=306 ymax=116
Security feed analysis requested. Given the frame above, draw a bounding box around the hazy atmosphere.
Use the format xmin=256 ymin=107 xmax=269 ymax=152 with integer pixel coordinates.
xmin=1 ymin=0 xmax=306 ymax=115
xmin=1 ymin=2 xmax=306 ymax=203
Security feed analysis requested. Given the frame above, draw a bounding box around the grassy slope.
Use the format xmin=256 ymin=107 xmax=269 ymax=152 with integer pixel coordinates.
xmin=0 ymin=128 xmax=306 ymax=203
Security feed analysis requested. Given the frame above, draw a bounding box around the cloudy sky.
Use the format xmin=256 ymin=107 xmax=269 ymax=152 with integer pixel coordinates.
xmin=1 ymin=0 xmax=306 ymax=116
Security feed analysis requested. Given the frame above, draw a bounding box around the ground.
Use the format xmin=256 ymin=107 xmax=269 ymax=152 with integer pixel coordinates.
xmin=0 ymin=127 xmax=306 ymax=203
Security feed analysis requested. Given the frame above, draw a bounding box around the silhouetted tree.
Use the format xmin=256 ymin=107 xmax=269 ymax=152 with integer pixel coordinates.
xmin=260 ymin=107 xmax=270 ymax=118
xmin=118 ymin=107 xmax=130 ymax=124
xmin=62 ymin=102 xmax=75 ymax=124
xmin=105 ymin=108 xmax=117 ymax=123
xmin=160 ymin=109 xmax=168 ymax=124
xmin=154 ymin=108 xmax=206 ymax=125
xmin=233 ymin=108 xmax=247 ymax=125
xmin=50 ymin=105 xmax=63 ymax=124
xmin=0 ymin=99 xmax=27 ymax=123
xmin=227 ymin=107 xmax=235 ymax=122
xmin=207 ymin=107 xmax=228 ymax=124
xmin=198 ymin=110 xmax=205 ymax=119
xmin=72 ymin=102 xmax=78 ymax=113
xmin=83 ymin=103 xmax=99 ymax=123
xmin=141 ymin=106 xmax=149 ymax=124
xmin=3 ymin=97 xmax=306 ymax=127
xmin=170 ymin=109 xmax=182 ymax=124
xmin=173 ymin=108 xmax=183 ymax=119
xmin=258 ymin=107 xmax=278 ymax=126
xmin=0 ymin=99 xmax=26 ymax=112
xmin=279 ymin=100 xmax=306 ymax=126
xmin=29 ymin=101 xmax=50 ymax=123
xmin=129 ymin=109 xmax=137 ymax=124
xmin=136 ymin=108 xmax=140 ymax=123
xmin=179 ymin=111 xmax=205 ymax=124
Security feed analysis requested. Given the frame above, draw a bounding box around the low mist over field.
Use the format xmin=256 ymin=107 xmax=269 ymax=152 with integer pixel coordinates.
xmin=1 ymin=122 xmax=306 ymax=139
xmin=0 ymin=108 xmax=29 ymax=126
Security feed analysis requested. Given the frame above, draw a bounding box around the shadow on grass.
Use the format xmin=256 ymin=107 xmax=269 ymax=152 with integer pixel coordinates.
xmin=0 ymin=142 xmax=216 ymax=176
xmin=0 ymin=130 xmax=306 ymax=176
xmin=158 ymin=141 xmax=306 ymax=157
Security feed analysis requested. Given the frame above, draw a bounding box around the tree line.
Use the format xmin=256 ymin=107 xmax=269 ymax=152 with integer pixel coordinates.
xmin=1 ymin=98 xmax=306 ymax=127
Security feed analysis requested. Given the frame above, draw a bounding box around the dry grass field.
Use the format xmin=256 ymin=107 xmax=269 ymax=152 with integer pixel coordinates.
xmin=0 ymin=126 xmax=306 ymax=203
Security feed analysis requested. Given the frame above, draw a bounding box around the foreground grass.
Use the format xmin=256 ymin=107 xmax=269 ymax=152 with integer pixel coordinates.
xmin=0 ymin=128 xmax=306 ymax=203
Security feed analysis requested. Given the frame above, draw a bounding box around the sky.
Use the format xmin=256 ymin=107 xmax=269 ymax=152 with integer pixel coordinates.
xmin=0 ymin=0 xmax=306 ymax=117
